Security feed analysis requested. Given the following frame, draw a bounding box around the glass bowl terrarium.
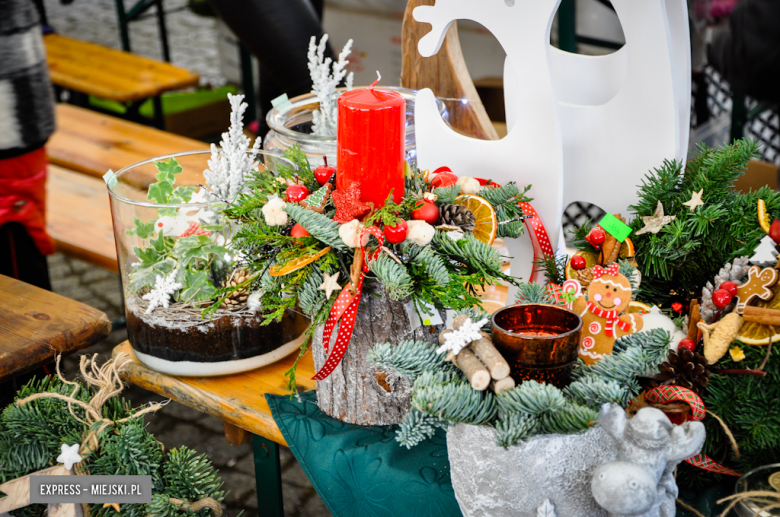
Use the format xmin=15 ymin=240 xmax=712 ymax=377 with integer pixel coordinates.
xmin=107 ymin=134 xmax=309 ymax=376
xmin=264 ymin=86 xmax=447 ymax=168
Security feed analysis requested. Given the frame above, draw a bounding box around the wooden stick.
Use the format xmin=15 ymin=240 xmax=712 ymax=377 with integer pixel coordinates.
xmin=452 ymin=349 xmax=491 ymax=391
xmin=470 ymin=337 xmax=511 ymax=380
xmin=491 ymin=376 xmax=515 ymax=394
xmin=743 ymin=306 xmax=780 ymax=326
xmin=438 ymin=329 xmax=453 ymax=345
xmin=452 ymin=314 xmax=470 ymax=330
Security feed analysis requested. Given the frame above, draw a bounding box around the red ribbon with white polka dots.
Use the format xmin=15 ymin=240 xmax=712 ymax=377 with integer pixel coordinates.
xmin=312 ymin=226 xmax=384 ymax=381
xmin=518 ymin=202 xmax=555 ymax=283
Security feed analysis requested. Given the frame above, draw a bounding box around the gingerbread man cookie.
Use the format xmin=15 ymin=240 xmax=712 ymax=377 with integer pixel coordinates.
xmin=735 ymin=265 xmax=779 ymax=313
xmin=572 ymin=264 xmax=644 ymax=365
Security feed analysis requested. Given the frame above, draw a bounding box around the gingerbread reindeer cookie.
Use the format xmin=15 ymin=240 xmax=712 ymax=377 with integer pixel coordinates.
xmin=572 ymin=264 xmax=644 ymax=365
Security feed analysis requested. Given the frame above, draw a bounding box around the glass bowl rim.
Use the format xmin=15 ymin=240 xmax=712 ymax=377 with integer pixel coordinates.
xmin=265 ymin=86 xmax=446 ymax=144
xmin=491 ymin=303 xmax=584 ymax=340
xmin=106 ymin=148 xmax=297 ymax=209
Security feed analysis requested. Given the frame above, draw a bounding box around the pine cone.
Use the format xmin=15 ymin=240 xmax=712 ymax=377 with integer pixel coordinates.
xmin=577 ymin=268 xmax=594 ymax=289
xmin=701 ymin=256 xmax=750 ymax=323
xmin=439 ymin=204 xmax=476 ymax=232
xmin=222 ymin=269 xmax=251 ymax=309
xmin=645 ymin=348 xmax=712 ymax=396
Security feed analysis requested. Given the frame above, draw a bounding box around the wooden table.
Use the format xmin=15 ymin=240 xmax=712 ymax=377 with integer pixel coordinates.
xmin=0 ymin=275 xmax=111 ymax=382
xmin=112 ymin=341 xmax=316 ymax=516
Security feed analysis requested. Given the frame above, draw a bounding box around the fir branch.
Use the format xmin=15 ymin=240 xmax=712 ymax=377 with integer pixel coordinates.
xmin=432 ymin=185 xmax=461 ymax=204
xmin=284 ymin=203 xmax=346 ymax=250
xmin=395 ymin=409 xmax=447 ymax=449
xmin=495 ymin=413 xmax=539 ymax=448
xmin=497 ymin=380 xmax=566 ymax=417
xmin=515 ymin=282 xmax=554 ymax=305
xmin=298 ymin=267 xmax=327 ymax=317
xmin=412 ymin=371 xmax=497 ymax=425
xmin=370 ymin=254 xmax=414 ymax=300
xmin=535 ymin=254 xmax=567 ymax=286
xmin=540 ymin=403 xmax=599 ymax=434
xmin=368 ymin=340 xmax=457 ymax=382
xmin=569 ymin=219 xmax=600 ymax=254
xmin=564 ymin=377 xmax=627 ymax=409
xmin=403 ymin=243 xmax=451 ymax=285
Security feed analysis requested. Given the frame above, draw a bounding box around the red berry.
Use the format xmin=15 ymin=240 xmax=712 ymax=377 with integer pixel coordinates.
xmin=411 ymin=200 xmax=439 ymax=225
xmin=286 ymin=184 xmax=309 ymax=203
xmin=384 ymin=219 xmax=408 ymax=244
xmin=570 ymin=255 xmax=587 ymax=271
xmin=712 ymin=288 xmax=733 ymax=309
xmin=770 ymin=219 xmax=780 ymax=244
xmin=430 ymin=172 xmax=458 ymax=189
xmin=290 ymin=223 xmax=310 ymax=238
xmin=314 ymin=157 xmax=336 ymax=186
xmin=719 ymin=281 xmax=738 ymax=298
xmin=678 ymin=338 xmax=696 ymax=352
xmin=587 ymin=227 xmax=606 ymax=247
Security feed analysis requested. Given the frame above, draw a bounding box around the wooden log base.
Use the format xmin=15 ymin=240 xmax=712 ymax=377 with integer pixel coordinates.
xmin=491 ymin=377 xmax=516 ymax=394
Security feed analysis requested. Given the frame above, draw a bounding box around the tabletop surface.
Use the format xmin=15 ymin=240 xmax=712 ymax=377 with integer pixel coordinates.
xmin=0 ymin=275 xmax=111 ymax=382
xmin=44 ymin=33 xmax=200 ymax=102
xmin=48 ymin=104 xmax=206 ymax=189
xmin=112 ymin=342 xmax=317 ymax=446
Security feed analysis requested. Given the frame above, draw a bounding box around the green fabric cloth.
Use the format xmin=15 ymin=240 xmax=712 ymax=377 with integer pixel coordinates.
xmin=266 ymin=391 xmax=462 ymax=517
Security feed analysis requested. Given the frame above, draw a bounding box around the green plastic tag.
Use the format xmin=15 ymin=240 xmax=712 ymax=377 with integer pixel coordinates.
xmin=599 ymin=213 xmax=632 ymax=242
xmin=102 ymin=170 xmax=117 ymax=189
xmin=271 ymin=93 xmax=291 ymax=110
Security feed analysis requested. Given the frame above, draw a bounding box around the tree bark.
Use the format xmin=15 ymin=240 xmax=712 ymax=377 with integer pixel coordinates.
xmin=313 ymin=280 xmax=444 ymax=426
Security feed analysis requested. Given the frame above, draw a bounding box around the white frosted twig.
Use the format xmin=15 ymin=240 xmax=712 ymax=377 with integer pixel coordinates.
xmin=308 ymin=34 xmax=354 ymax=137
xmin=203 ymin=93 xmax=262 ymax=202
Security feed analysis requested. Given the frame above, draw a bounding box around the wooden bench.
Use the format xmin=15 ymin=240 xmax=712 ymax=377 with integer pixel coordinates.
xmin=0 ymin=275 xmax=111 ymax=382
xmin=47 ymin=165 xmax=118 ymax=272
xmin=44 ymin=33 xmax=199 ymax=104
xmin=112 ymin=341 xmax=315 ymax=516
xmin=48 ymin=104 xmax=206 ymax=189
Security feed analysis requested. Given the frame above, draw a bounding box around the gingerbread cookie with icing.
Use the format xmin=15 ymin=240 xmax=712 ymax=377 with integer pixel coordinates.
xmin=572 ymin=264 xmax=644 ymax=365
xmin=735 ymin=265 xmax=779 ymax=313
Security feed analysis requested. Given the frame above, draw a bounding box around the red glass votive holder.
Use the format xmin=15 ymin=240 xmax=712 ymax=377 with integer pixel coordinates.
xmin=491 ymin=304 xmax=583 ymax=388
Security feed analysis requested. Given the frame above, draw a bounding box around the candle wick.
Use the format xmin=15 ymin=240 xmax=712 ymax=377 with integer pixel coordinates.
xmin=369 ymin=71 xmax=382 ymax=92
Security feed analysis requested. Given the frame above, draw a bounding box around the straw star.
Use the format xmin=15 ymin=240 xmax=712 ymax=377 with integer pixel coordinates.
xmin=635 ymin=201 xmax=676 ymax=235
xmin=56 ymin=443 xmax=82 ymax=471
xmin=318 ymin=271 xmax=341 ymax=299
xmin=683 ymin=188 xmax=705 ymax=212
xmin=103 ymin=503 xmax=121 ymax=512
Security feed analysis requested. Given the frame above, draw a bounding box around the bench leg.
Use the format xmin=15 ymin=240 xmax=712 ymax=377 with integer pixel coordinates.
xmin=252 ymin=435 xmax=284 ymax=517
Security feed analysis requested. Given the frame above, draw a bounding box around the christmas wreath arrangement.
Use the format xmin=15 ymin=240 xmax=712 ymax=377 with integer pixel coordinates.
xmin=0 ymin=355 xmax=225 ymax=517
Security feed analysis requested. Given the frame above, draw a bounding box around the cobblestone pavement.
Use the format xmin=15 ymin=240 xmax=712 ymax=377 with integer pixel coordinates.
xmin=50 ymin=253 xmax=331 ymax=517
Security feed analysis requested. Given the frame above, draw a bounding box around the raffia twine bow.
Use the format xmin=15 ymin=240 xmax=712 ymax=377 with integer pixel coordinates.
xmin=15 ymin=354 xmax=223 ymax=516
xmin=717 ymin=490 xmax=780 ymax=517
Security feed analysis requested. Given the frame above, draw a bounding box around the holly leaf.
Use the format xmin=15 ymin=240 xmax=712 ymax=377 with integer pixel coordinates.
xmin=178 ymin=268 xmax=217 ymax=303
xmin=154 ymin=157 xmax=183 ymax=184
xmin=172 ymin=235 xmax=228 ymax=267
xmin=127 ymin=217 xmax=157 ymax=239
xmin=147 ymin=179 xmax=174 ymax=204
xmin=127 ymin=258 xmax=176 ymax=292
xmin=170 ymin=185 xmax=197 ymax=205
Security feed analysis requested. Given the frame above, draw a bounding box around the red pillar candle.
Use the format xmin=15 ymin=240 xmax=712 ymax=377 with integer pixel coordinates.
xmin=337 ymin=83 xmax=405 ymax=208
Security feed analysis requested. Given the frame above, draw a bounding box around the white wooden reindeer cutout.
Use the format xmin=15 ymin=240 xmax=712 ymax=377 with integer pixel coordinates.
xmin=414 ymin=0 xmax=565 ymax=287
xmin=413 ymin=0 xmax=690 ymax=286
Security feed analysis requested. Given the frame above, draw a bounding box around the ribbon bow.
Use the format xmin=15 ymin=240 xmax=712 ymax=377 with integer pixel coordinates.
xmin=592 ymin=263 xmax=620 ymax=279
xmin=312 ymin=226 xmax=384 ymax=380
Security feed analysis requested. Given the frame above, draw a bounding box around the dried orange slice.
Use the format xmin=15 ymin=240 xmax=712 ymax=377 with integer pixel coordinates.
xmin=758 ymin=199 xmax=771 ymax=233
xmin=453 ymin=194 xmax=498 ymax=245
xmin=565 ymin=238 xmax=637 ymax=280
xmin=270 ymin=247 xmax=332 ymax=277
xmin=736 ymin=281 xmax=780 ymax=345
xmin=628 ymin=301 xmax=652 ymax=315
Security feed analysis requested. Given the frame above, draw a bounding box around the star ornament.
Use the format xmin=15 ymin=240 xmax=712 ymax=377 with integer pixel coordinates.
xmin=57 ymin=443 xmax=82 ymax=470
xmin=332 ymin=183 xmax=370 ymax=224
xmin=103 ymin=503 xmax=121 ymax=512
xmin=683 ymin=188 xmax=705 ymax=212
xmin=635 ymin=201 xmax=676 ymax=236
xmin=318 ymin=271 xmax=342 ymax=299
